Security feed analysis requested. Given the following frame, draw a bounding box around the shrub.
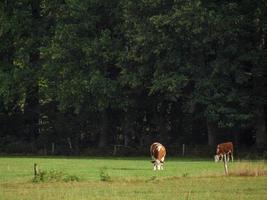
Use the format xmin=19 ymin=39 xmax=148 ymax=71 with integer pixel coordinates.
xmin=182 ymin=172 xmax=189 ymax=177
xmin=32 ymin=169 xmax=80 ymax=183
xmin=99 ymin=167 xmax=111 ymax=182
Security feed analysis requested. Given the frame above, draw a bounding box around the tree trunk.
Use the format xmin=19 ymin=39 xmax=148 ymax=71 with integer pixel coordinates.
xmin=2 ymin=0 xmax=14 ymax=64
xmin=24 ymin=85 xmax=40 ymax=141
xmin=98 ymin=110 xmax=109 ymax=148
xmin=233 ymin=130 xmax=239 ymax=157
xmin=255 ymin=105 xmax=266 ymax=150
xmin=24 ymin=0 xmax=41 ymax=142
xmin=122 ymin=114 xmax=131 ymax=147
xmin=254 ymin=6 xmax=267 ymax=150
xmin=207 ymin=119 xmax=217 ymax=147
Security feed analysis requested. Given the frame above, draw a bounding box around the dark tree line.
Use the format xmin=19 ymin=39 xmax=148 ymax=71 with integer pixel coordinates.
xmin=0 ymin=0 xmax=266 ymax=155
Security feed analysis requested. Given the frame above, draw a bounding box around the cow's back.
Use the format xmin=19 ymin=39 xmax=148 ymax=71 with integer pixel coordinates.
xmin=217 ymin=142 xmax=233 ymax=154
xmin=150 ymin=142 xmax=166 ymax=161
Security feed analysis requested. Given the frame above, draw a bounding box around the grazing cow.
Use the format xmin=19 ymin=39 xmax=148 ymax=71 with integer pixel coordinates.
xmin=150 ymin=142 xmax=166 ymax=170
xmin=215 ymin=142 xmax=234 ymax=162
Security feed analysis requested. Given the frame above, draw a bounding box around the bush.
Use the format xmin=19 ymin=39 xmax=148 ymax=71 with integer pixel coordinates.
xmin=32 ymin=169 xmax=80 ymax=183
xmin=99 ymin=167 xmax=111 ymax=182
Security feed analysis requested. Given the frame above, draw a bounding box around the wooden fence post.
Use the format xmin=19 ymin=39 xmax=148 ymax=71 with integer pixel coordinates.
xmin=223 ymin=154 xmax=229 ymax=175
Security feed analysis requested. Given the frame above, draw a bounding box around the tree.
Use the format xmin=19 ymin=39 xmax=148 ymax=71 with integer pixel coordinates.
xmin=42 ymin=0 xmax=124 ymax=148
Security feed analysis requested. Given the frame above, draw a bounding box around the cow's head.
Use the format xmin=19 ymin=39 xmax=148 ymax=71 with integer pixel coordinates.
xmin=214 ymin=154 xmax=222 ymax=162
xmin=214 ymin=155 xmax=220 ymax=162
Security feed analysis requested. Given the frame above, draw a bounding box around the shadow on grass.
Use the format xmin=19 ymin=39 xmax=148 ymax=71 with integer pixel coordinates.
xmin=0 ymin=155 xmax=213 ymax=162
xmin=110 ymin=167 xmax=147 ymax=171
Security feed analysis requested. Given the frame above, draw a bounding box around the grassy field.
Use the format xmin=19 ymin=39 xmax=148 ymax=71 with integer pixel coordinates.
xmin=0 ymin=156 xmax=266 ymax=200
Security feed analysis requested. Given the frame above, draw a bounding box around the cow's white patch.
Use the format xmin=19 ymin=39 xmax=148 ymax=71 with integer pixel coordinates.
xmin=214 ymin=155 xmax=219 ymax=162
xmin=152 ymin=160 xmax=161 ymax=170
xmin=156 ymin=145 xmax=162 ymax=152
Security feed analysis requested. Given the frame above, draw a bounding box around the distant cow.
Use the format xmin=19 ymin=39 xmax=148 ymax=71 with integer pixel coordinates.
xmin=215 ymin=142 xmax=234 ymax=162
xmin=150 ymin=142 xmax=166 ymax=170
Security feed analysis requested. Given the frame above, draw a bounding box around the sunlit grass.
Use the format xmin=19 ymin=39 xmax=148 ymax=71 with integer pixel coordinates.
xmin=0 ymin=156 xmax=266 ymax=200
xmin=0 ymin=156 xmax=224 ymax=182
xmin=229 ymin=161 xmax=267 ymax=177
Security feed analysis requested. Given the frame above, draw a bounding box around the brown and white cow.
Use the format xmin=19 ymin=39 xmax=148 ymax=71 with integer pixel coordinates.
xmin=214 ymin=142 xmax=234 ymax=162
xmin=150 ymin=142 xmax=166 ymax=170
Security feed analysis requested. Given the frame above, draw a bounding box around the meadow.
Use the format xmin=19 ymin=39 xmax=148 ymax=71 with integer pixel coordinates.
xmin=0 ymin=156 xmax=266 ymax=200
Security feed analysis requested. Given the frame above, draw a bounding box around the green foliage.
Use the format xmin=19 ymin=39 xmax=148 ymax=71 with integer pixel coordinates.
xmin=150 ymin=73 xmax=189 ymax=95
xmin=32 ymin=169 xmax=80 ymax=183
xmin=0 ymin=0 xmax=267 ymax=151
xmin=99 ymin=167 xmax=111 ymax=182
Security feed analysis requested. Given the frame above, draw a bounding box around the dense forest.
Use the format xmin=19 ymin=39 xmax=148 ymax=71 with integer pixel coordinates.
xmin=0 ymin=0 xmax=266 ymax=156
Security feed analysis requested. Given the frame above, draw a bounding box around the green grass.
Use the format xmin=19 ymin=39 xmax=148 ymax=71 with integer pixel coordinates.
xmin=0 ymin=156 xmax=266 ymax=200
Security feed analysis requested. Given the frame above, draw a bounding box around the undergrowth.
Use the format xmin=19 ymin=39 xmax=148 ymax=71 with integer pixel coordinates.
xmin=32 ymin=169 xmax=80 ymax=183
xmin=99 ymin=167 xmax=111 ymax=182
xmin=229 ymin=162 xmax=267 ymax=177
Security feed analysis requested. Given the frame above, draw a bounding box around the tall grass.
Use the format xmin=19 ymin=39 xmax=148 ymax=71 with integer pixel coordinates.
xmin=229 ymin=162 xmax=267 ymax=177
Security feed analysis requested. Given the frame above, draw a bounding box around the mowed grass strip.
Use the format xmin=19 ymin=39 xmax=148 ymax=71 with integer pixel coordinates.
xmin=0 ymin=156 xmax=227 ymax=182
xmin=0 ymin=156 xmax=266 ymax=200
xmin=0 ymin=157 xmax=266 ymax=181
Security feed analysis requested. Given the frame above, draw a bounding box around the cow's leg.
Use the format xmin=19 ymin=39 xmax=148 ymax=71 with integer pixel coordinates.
xmin=227 ymin=153 xmax=230 ymax=162
xmin=160 ymin=157 xmax=164 ymax=170
xmin=155 ymin=160 xmax=163 ymax=170
xmin=160 ymin=164 xmax=163 ymax=170
xmin=160 ymin=158 xmax=165 ymax=170
xmin=219 ymin=154 xmax=223 ymax=162
xmin=152 ymin=160 xmax=157 ymax=170
xmin=154 ymin=160 xmax=160 ymax=170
